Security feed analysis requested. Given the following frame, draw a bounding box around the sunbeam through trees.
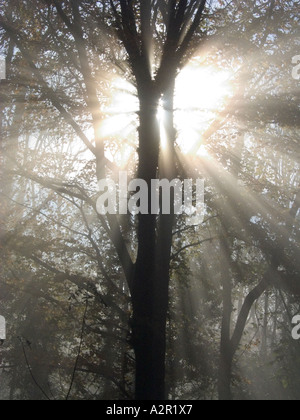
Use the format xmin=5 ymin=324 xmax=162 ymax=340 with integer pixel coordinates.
xmin=0 ymin=0 xmax=299 ymax=401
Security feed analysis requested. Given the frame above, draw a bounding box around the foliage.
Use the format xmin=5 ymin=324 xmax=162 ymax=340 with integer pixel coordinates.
xmin=0 ymin=0 xmax=299 ymax=400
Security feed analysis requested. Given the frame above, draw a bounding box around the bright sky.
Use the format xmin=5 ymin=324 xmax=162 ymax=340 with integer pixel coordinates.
xmin=99 ymin=61 xmax=234 ymax=166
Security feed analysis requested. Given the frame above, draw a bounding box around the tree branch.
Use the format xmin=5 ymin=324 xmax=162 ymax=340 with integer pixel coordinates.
xmin=171 ymin=237 xmax=218 ymax=260
xmin=176 ymin=0 xmax=207 ymax=64
xmin=9 ymin=165 xmax=134 ymax=290
xmin=230 ymin=267 xmax=277 ymax=355
xmin=18 ymin=337 xmax=51 ymax=400
xmin=0 ymin=16 xmax=96 ymax=156
xmin=66 ymin=299 xmax=88 ymax=400
xmin=140 ymin=0 xmax=152 ymax=74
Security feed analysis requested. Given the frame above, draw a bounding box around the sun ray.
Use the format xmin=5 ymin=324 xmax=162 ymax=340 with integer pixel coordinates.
xmin=100 ymin=61 xmax=234 ymax=167
xmin=174 ymin=64 xmax=233 ymax=155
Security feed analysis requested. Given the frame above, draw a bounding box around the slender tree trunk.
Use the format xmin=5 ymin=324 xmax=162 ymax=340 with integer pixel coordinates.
xmin=261 ymin=290 xmax=269 ymax=357
xmin=218 ymin=350 xmax=234 ymax=401
xmin=218 ymin=236 xmax=233 ymax=400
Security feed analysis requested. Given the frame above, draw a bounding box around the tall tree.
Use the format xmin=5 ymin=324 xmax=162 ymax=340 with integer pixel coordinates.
xmin=107 ymin=0 xmax=209 ymax=400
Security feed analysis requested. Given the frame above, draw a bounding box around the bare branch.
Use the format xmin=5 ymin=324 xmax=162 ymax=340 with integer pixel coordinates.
xmin=18 ymin=337 xmax=51 ymax=401
xmin=0 ymin=16 xmax=97 ymax=155
xmin=66 ymin=300 xmax=88 ymax=400
xmin=230 ymin=267 xmax=279 ymax=355
xmin=171 ymin=237 xmax=218 ymax=260
xmin=176 ymin=0 xmax=207 ymax=63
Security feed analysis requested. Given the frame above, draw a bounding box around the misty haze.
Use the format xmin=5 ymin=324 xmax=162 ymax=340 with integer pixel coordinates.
xmin=0 ymin=0 xmax=299 ymax=402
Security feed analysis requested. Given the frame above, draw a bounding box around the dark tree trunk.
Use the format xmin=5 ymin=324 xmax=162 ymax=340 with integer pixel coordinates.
xmin=131 ymin=87 xmax=166 ymax=400
xmin=132 ymin=82 xmax=176 ymax=400
xmin=101 ymin=0 xmax=208 ymax=401
xmin=218 ymin=236 xmax=233 ymax=401
xmin=218 ymin=351 xmax=234 ymax=401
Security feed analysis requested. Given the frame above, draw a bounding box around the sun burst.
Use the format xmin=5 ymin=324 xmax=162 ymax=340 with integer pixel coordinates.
xmin=174 ymin=64 xmax=233 ymax=155
xmin=100 ymin=63 xmax=233 ymax=166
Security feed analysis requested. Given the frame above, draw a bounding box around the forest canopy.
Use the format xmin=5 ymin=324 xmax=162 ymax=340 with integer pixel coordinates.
xmin=0 ymin=0 xmax=299 ymax=400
